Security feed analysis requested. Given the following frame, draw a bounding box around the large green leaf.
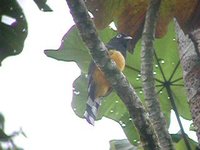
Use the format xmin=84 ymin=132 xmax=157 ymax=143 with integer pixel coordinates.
xmin=155 ymin=23 xmax=191 ymax=120
xmin=0 ymin=0 xmax=28 ymax=65
xmin=125 ymin=22 xmax=191 ymax=120
xmin=45 ymin=26 xmax=140 ymax=144
xmin=45 ymin=21 xmax=192 ymax=144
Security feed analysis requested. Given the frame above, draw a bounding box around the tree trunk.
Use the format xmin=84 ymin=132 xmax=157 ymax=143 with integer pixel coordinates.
xmin=175 ymin=20 xmax=200 ymax=146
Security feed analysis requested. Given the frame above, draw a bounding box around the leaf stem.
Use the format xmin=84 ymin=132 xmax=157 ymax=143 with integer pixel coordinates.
xmin=166 ymin=85 xmax=192 ymax=150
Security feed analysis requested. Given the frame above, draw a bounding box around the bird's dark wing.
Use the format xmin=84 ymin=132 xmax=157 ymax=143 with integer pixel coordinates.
xmin=87 ymin=61 xmax=97 ymax=100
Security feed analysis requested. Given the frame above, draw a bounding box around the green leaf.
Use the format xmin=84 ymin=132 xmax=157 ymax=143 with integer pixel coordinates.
xmin=71 ymin=74 xmax=88 ymax=117
xmin=45 ymin=25 xmax=116 ymax=73
xmin=171 ymin=133 xmax=198 ymax=149
xmin=46 ymin=21 xmax=192 ymax=143
xmin=0 ymin=129 xmax=11 ymax=142
xmin=124 ymin=22 xmax=191 ymax=121
xmin=109 ymin=139 xmax=142 ymax=150
xmin=71 ymin=74 xmax=140 ymax=144
xmin=190 ymin=123 xmax=198 ymax=132
xmin=171 ymin=133 xmax=182 ymax=143
xmin=154 ymin=22 xmax=191 ymax=120
xmin=0 ymin=113 xmax=5 ymax=130
xmin=0 ymin=0 xmax=28 ymax=65
xmin=175 ymin=138 xmax=198 ymax=150
xmin=33 ymin=0 xmax=53 ymax=12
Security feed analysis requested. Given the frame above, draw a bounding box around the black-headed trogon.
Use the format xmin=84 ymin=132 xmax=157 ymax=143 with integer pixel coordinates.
xmin=84 ymin=33 xmax=132 ymax=125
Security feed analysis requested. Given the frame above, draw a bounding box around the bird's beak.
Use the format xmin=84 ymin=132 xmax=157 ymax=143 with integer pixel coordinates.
xmin=124 ymin=36 xmax=133 ymax=40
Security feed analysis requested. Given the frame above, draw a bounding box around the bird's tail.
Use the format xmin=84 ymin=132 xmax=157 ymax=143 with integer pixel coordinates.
xmin=84 ymin=97 xmax=101 ymax=125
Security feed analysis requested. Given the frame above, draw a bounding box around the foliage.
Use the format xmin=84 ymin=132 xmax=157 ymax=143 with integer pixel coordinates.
xmin=45 ymin=22 xmax=193 ymax=145
xmin=33 ymin=0 xmax=52 ymax=11
xmin=1 ymin=0 xmax=199 ymax=149
xmin=85 ymin=0 xmax=200 ymax=55
xmin=109 ymin=139 xmax=140 ymax=150
xmin=0 ymin=0 xmax=28 ymax=65
xmin=0 ymin=0 xmax=53 ymax=65
xmin=85 ymin=0 xmax=200 ymax=37
xmin=109 ymin=136 xmax=199 ymax=150
xmin=0 ymin=113 xmax=25 ymax=150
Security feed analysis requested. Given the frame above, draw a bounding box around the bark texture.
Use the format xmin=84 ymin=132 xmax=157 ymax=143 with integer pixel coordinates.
xmin=176 ymin=21 xmax=200 ymax=146
xmin=141 ymin=0 xmax=174 ymax=149
xmin=66 ymin=0 xmax=158 ymax=149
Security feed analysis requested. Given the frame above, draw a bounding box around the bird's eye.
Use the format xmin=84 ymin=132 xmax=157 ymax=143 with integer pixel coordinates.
xmin=116 ymin=34 xmax=122 ymax=38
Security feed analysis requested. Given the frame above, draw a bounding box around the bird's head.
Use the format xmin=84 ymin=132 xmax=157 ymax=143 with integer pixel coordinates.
xmin=106 ymin=33 xmax=132 ymax=58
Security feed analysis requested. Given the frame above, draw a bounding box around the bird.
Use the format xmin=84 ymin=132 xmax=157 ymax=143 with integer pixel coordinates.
xmin=84 ymin=33 xmax=132 ymax=125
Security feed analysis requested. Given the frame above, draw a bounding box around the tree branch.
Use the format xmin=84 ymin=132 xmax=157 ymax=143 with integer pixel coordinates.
xmin=176 ymin=19 xmax=200 ymax=147
xmin=141 ymin=0 xmax=174 ymax=149
xmin=66 ymin=0 xmax=158 ymax=149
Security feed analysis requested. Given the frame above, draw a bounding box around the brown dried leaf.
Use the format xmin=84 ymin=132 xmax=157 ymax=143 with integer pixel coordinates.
xmin=175 ymin=0 xmax=200 ymax=33
xmin=86 ymin=0 xmax=200 ymax=37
